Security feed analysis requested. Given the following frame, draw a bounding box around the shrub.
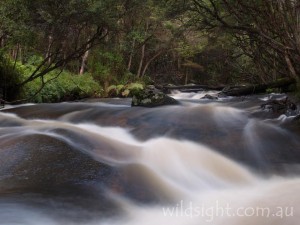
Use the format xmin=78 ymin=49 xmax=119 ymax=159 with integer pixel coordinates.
xmin=17 ymin=62 xmax=102 ymax=102
xmin=107 ymin=82 xmax=144 ymax=98
xmin=0 ymin=54 xmax=22 ymax=100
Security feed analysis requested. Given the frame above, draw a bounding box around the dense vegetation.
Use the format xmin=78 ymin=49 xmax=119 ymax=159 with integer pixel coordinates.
xmin=0 ymin=0 xmax=299 ymax=102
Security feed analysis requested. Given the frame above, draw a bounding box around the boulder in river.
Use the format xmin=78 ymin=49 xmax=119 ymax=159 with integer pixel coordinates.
xmin=261 ymin=97 xmax=297 ymax=114
xmin=201 ymin=94 xmax=218 ymax=100
xmin=131 ymin=86 xmax=179 ymax=107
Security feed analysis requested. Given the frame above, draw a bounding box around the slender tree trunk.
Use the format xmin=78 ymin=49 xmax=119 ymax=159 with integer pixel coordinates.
xmin=127 ymin=39 xmax=136 ymax=71
xmin=45 ymin=35 xmax=53 ymax=64
xmin=284 ymin=50 xmax=299 ymax=82
xmin=141 ymin=50 xmax=164 ymax=77
xmin=178 ymin=57 xmax=181 ymax=71
xmin=18 ymin=45 xmax=22 ymax=63
xmin=136 ymin=43 xmax=145 ymax=78
xmin=11 ymin=48 xmax=16 ymax=60
xmin=184 ymin=68 xmax=188 ymax=85
xmin=136 ymin=20 xmax=149 ymax=78
xmin=0 ymin=37 xmax=4 ymax=48
xmin=104 ymin=28 xmax=109 ymax=43
xmin=21 ymin=46 xmax=27 ymax=64
xmin=257 ymin=61 xmax=268 ymax=84
xmin=13 ymin=44 xmax=20 ymax=69
xmin=79 ymin=49 xmax=89 ymax=75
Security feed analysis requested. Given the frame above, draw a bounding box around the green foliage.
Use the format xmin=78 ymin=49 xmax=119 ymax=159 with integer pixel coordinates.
xmin=17 ymin=61 xmax=102 ymax=103
xmin=107 ymin=84 xmax=122 ymax=96
xmin=118 ymin=72 xmax=135 ymax=84
xmin=126 ymin=82 xmax=143 ymax=90
xmin=190 ymin=0 xmax=300 ymax=83
xmin=176 ymin=35 xmax=207 ymax=59
xmin=107 ymin=82 xmax=144 ymax=98
xmin=0 ymin=0 xmax=34 ymax=47
xmin=89 ymin=50 xmax=126 ymax=85
xmin=89 ymin=47 xmax=153 ymax=96
xmin=3 ymin=0 xmax=287 ymax=98
xmin=0 ymin=0 xmax=125 ymax=91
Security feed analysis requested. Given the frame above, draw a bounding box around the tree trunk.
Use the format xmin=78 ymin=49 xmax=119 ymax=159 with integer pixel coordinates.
xmin=160 ymin=84 xmax=226 ymax=93
xmin=18 ymin=45 xmax=22 ymax=63
xmin=222 ymin=78 xmax=296 ymax=96
xmin=141 ymin=50 xmax=164 ymax=77
xmin=177 ymin=55 xmax=181 ymax=71
xmin=127 ymin=39 xmax=135 ymax=71
xmin=79 ymin=49 xmax=90 ymax=75
xmin=45 ymin=35 xmax=53 ymax=64
xmin=0 ymin=37 xmax=4 ymax=48
xmin=13 ymin=44 xmax=20 ymax=69
xmin=136 ymin=20 xmax=149 ymax=78
xmin=184 ymin=68 xmax=189 ymax=85
xmin=284 ymin=50 xmax=299 ymax=82
xmin=137 ymin=43 xmax=145 ymax=78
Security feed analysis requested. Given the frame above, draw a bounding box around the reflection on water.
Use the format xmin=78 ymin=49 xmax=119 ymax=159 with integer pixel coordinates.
xmin=0 ymin=93 xmax=299 ymax=224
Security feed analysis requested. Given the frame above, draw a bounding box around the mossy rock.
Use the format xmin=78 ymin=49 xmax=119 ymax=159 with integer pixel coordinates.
xmin=131 ymin=87 xmax=179 ymax=107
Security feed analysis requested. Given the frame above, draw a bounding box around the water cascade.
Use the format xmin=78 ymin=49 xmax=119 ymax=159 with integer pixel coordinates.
xmin=0 ymin=94 xmax=299 ymax=224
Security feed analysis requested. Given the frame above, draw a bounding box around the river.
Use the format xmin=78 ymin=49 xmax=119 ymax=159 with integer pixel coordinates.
xmin=0 ymin=92 xmax=299 ymax=224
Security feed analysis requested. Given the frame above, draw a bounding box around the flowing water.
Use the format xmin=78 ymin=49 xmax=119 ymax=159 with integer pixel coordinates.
xmin=0 ymin=93 xmax=299 ymax=224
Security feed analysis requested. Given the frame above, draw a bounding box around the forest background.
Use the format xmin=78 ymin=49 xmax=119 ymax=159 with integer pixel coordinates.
xmin=0 ymin=0 xmax=299 ymax=103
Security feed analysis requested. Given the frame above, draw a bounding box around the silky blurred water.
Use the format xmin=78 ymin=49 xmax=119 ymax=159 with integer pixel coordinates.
xmin=0 ymin=93 xmax=299 ymax=224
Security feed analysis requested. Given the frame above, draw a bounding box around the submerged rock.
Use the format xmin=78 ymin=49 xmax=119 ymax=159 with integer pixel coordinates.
xmin=131 ymin=86 xmax=179 ymax=107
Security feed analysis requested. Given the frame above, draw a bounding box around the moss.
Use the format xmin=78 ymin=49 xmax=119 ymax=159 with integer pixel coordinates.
xmin=107 ymin=82 xmax=144 ymax=98
xmin=141 ymin=98 xmax=152 ymax=104
xmin=131 ymin=88 xmax=179 ymax=107
xmin=121 ymin=89 xmax=130 ymax=97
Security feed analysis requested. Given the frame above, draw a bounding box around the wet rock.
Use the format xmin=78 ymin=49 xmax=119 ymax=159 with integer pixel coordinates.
xmin=294 ymin=114 xmax=300 ymax=119
xmin=261 ymin=97 xmax=297 ymax=114
xmin=201 ymin=94 xmax=218 ymax=100
xmin=131 ymin=87 xmax=179 ymax=107
xmin=217 ymin=92 xmax=228 ymax=98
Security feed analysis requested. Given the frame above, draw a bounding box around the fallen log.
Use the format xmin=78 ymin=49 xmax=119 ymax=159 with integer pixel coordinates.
xmin=222 ymin=78 xmax=296 ymax=96
xmin=158 ymin=84 xmax=226 ymax=93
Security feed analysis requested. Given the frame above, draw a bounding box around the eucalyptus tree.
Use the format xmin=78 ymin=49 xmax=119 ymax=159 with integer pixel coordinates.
xmin=118 ymin=0 xmax=165 ymax=78
xmin=117 ymin=0 xmax=190 ymax=79
xmin=190 ymin=0 xmax=300 ymax=83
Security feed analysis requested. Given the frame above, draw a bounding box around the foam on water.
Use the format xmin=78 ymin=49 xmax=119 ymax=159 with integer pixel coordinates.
xmin=170 ymin=90 xmax=220 ymax=100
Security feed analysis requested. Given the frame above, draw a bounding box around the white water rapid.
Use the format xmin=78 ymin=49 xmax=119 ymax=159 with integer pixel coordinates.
xmin=0 ymin=95 xmax=299 ymax=225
